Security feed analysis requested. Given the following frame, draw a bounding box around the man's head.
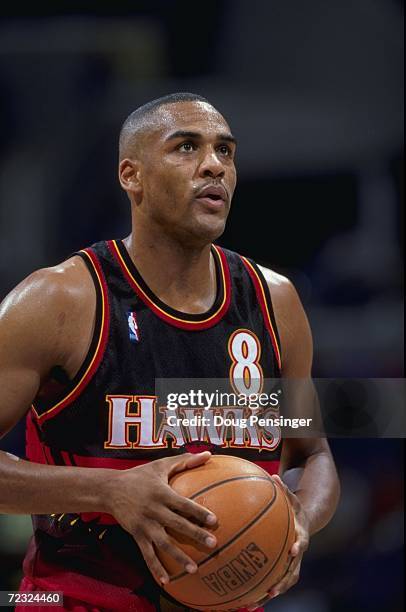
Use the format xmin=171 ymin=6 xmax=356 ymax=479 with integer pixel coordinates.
xmin=118 ymin=93 xmax=237 ymax=247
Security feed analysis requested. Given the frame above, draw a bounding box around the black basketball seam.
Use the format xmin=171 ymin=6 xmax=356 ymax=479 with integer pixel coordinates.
xmin=189 ymin=475 xmax=272 ymax=500
xmin=169 ymin=476 xmax=276 ymax=582
xmin=170 ymin=486 xmax=293 ymax=608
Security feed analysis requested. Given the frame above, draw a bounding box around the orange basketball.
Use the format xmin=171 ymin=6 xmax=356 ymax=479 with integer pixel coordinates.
xmin=157 ymin=455 xmax=295 ymax=611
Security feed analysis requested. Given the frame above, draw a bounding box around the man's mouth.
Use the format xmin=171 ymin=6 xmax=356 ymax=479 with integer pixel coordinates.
xmin=195 ymin=184 xmax=227 ymax=206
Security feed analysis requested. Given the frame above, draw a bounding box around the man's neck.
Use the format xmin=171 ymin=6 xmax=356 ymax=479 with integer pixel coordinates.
xmin=122 ymin=230 xmax=217 ymax=315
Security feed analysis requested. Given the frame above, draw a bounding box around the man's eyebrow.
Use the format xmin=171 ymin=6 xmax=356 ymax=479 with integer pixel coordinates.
xmin=165 ymin=130 xmax=237 ymax=145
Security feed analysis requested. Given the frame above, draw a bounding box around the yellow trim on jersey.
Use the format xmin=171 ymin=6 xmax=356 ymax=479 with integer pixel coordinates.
xmin=241 ymin=257 xmax=282 ymax=370
xmin=111 ymin=240 xmax=228 ymax=324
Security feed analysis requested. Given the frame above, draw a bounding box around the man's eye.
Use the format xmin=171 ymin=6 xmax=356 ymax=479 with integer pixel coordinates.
xmin=218 ymin=145 xmax=231 ymax=156
xmin=179 ymin=142 xmax=195 ymax=152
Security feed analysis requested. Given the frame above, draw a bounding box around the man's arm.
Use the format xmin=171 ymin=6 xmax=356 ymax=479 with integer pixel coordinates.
xmin=260 ymin=266 xmax=340 ymax=598
xmin=0 ymin=261 xmax=218 ymax=584
xmin=0 ymin=258 xmax=95 ymax=436
xmin=0 ymin=261 xmax=114 ymax=511
xmin=266 ymin=269 xmax=340 ymax=534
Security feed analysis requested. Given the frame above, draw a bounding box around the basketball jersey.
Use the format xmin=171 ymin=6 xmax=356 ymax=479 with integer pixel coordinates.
xmin=23 ymin=239 xmax=283 ymax=611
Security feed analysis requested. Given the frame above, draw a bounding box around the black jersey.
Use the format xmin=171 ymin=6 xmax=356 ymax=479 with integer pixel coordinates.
xmin=24 ymin=239 xmax=283 ymax=611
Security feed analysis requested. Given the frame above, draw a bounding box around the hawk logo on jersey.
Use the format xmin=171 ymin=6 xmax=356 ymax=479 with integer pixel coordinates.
xmin=127 ymin=311 xmax=140 ymax=342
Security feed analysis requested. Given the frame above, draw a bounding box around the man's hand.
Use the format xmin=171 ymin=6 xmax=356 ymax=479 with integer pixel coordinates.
xmin=247 ymin=474 xmax=310 ymax=610
xmin=268 ymin=475 xmax=309 ymax=597
xmin=106 ymin=451 xmax=218 ymax=586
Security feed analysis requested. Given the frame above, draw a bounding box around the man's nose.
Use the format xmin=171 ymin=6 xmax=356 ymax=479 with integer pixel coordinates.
xmin=198 ymin=150 xmax=225 ymax=178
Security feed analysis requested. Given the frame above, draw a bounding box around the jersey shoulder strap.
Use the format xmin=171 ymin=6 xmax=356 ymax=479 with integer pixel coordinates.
xmin=220 ymin=247 xmax=282 ymax=371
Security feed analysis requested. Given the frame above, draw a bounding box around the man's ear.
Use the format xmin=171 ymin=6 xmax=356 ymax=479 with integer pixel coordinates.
xmin=118 ymin=159 xmax=142 ymax=196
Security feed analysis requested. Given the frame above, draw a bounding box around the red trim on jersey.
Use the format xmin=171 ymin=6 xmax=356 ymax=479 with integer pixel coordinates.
xmin=25 ymin=413 xmax=48 ymax=465
xmin=108 ymin=240 xmax=232 ymax=330
xmin=32 ymin=249 xmax=110 ymax=423
xmin=43 ymin=445 xmax=55 ymax=465
xmin=18 ymin=574 xmax=154 ymax=612
xmin=72 ymin=454 xmax=150 ymax=470
xmin=80 ymin=511 xmax=119 ymax=525
xmin=30 ymin=446 xmax=280 ymax=477
xmin=60 ymin=451 xmax=73 ymax=466
xmin=240 ymin=257 xmax=282 ymax=371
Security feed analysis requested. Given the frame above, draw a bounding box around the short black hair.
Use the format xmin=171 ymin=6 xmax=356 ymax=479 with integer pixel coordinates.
xmin=119 ymin=92 xmax=212 ymax=160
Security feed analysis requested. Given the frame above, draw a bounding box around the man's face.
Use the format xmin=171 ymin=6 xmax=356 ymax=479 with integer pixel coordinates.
xmin=134 ymin=101 xmax=237 ymax=246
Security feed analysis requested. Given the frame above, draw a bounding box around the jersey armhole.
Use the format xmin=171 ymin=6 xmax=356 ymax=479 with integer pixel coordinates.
xmin=31 ymin=248 xmax=110 ymax=424
xmin=239 ymin=256 xmax=282 ymax=372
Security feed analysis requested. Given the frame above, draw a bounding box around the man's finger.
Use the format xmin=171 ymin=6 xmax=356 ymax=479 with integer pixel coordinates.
xmin=152 ymin=529 xmax=199 ymax=574
xmin=158 ymin=451 xmax=212 ymax=478
xmin=159 ymin=508 xmax=217 ymax=548
xmin=269 ymin=560 xmax=301 ymax=596
xmin=136 ymin=536 xmax=169 ymax=585
xmin=167 ymin=488 xmax=218 ymax=527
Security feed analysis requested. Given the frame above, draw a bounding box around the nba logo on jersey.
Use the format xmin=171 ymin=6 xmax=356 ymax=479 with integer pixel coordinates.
xmin=127 ymin=311 xmax=140 ymax=342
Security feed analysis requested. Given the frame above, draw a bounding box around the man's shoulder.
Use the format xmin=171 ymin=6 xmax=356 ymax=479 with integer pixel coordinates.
xmin=0 ymin=252 xmax=98 ymax=380
xmin=257 ymin=265 xmax=297 ymax=302
xmin=0 ymin=254 xmax=95 ymax=328
xmin=20 ymin=255 xmax=92 ymax=300
xmin=257 ymin=264 xmax=306 ymax=324
xmin=219 ymin=245 xmax=298 ymax=308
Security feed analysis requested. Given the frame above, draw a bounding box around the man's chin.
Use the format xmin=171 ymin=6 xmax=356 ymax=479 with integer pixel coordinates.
xmin=189 ymin=216 xmax=227 ymax=245
xmin=166 ymin=213 xmax=228 ymax=248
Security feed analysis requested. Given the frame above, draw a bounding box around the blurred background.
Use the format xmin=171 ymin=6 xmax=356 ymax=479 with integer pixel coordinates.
xmin=0 ymin=1 xmax=403 ymax=610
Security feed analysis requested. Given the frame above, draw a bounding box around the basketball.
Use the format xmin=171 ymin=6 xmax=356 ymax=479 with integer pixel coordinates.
xmin=157 ymin=455 xmax=295 ymax=611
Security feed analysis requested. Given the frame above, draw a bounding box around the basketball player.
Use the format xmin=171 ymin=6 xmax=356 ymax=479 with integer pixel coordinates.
xmin=0 ymin=93 xmax=340 ymax=611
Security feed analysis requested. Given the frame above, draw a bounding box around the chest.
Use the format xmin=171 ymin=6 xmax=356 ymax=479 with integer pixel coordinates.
xmin=107 ymin=294 xmax=279 ymax=385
